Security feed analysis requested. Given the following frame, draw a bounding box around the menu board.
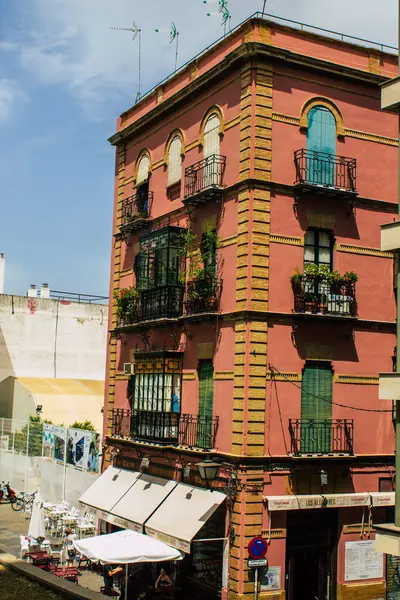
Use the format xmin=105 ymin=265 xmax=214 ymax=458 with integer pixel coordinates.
xmin=345 ymin=540 xmax=383 ymax=581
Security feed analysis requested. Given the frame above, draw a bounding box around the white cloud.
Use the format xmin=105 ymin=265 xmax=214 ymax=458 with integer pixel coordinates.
xmin=7 ymin=0 xmax=399 ymax=115
xmin=0 ymin=79 xmax=27 ymax=123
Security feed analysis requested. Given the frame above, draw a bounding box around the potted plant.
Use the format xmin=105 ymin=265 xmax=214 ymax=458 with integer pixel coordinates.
xmin=343 ymin=271 xmax=358 ymax=284
xmin=291 ymin=268 xmax=303 ymax=294
xmin=114 ymin=287 xmax=140 ymax=325
xmin=304 ymin=263 xmax=320 ymax=282
xmin=304 ymin=292 xmax=318 ymax=313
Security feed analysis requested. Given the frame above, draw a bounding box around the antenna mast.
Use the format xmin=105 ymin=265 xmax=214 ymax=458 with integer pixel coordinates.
xmin=109 ymin=20 xmax=142 ymax=102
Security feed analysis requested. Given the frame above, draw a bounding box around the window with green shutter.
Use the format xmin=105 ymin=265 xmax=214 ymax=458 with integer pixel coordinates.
xmin=301 ymin=362 xmax=333 ymax=453
xmin=197 ymin=360 xmax=214 ymax=448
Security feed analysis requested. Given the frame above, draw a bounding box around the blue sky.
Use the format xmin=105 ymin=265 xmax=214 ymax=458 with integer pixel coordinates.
xmin=0 ymin=0 xmax=397 ymax=296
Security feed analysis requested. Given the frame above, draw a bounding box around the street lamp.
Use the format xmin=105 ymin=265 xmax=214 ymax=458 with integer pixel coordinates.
xmin=196 ymin=458 xmax=221 ymax=482
xmin=36 ymin=405 xmax=43 ymax=417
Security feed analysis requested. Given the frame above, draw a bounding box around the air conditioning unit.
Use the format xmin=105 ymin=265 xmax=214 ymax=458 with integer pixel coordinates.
xmin=124 ymin=363 xmax=134 ymax=375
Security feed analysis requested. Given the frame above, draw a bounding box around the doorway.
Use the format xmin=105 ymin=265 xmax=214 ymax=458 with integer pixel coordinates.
xmin=286 ymin=509 xmax=338 ymax=600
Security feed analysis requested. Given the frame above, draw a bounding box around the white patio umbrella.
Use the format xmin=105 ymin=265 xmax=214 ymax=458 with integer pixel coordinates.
xmin=74 ymin=529 xmax=182 ymax=564
xmin=28 ymin=492 xmax=46 ymax=540
xmin=74 ymin=530 xmax=182 ymax=600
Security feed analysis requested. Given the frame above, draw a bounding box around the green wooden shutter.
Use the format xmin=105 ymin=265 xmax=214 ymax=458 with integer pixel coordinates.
xmin=301 ymin=363 xmax=332 ymax=453
xmin=197 ymin=360 xmax=214 ymax=448
xmin=306 ymin=106 xmax=336 ymax=186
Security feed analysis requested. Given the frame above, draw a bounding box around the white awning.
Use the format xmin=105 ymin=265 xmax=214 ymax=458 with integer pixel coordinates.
xmin=145 ymin=483 xmax=226 ymax=554
xmin=266 ymin=493 xmax=371 ymax=511
xmin=79 ymin=467 xmax=140 ymax=513
xmin=370 ymin=492 xmax=395 ymax=507
xmin=108 ymin=474 xmax=178 ymax=533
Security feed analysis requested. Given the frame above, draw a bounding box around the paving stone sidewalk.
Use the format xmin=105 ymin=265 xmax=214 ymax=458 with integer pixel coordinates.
xmin=0 ymin=503 xmax=102 ymax=594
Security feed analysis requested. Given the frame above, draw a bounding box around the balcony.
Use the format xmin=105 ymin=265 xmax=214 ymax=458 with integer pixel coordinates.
xmin=138 ymin=285 xmax=184 ymax=322
xmin=120 ymin=190 xmax=153 ymax=233
xmin=294 ymin=149 xmax=357 ymax=198
xmin=293 ymin=277 xmax=357 ymax=318
xmin=289 ymin=419 xmax=354 ymax=456
xmin=183 ymin=154 xmax=226 ymax=206
xmin=184 ymin=277 xmax=222 ymax=317
xmin=111 ymin=409 xmax=219 ymax=450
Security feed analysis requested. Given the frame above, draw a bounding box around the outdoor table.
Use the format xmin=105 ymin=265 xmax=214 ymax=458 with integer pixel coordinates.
xmin=53 ymin=567 xmax=79 ymax=583
xmin=26 ymin=551 xmax=49 ymax=560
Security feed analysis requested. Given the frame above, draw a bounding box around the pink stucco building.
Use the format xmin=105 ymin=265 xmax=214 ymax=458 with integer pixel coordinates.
xmin=100 ymin=13 xmax=399 ymax=600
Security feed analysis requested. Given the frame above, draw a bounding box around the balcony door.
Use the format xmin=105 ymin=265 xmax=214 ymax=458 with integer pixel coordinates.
xmin=301 ymin=362 xmax=333 ymax=453
xmin=197 ymin=360 xmax=214 ymax=448
xmin=203 ymin=114 xmax=220 ymax=188
xmin=306 ymin=106 xmax=336 ymax=186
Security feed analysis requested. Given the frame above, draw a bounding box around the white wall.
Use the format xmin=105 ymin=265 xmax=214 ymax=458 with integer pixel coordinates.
xmin=0 ymin=295 xmax=108 ymax=382
xmin=0 ymin=451 xmax=98 ymax=506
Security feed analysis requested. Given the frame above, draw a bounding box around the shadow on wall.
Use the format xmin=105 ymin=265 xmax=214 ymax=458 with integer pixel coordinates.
xmin=292 ymin=321 xmax=359 ymax=363
xmin=0 ymin=322 xmax=15 ymax=384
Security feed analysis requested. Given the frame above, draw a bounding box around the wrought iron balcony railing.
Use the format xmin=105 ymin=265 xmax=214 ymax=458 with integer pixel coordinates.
xmin=294 ymin=149 xmax=357 ymax=194
xmin=184 ymin=154 xmax=226 ymax=205
xmin=138 ymin=285 xmax=184 ymax=321
xmin=184 ymin=277 xmax=222 ymax=315
xmin=293 ymin=279 xmax=357 ymax=317
xmin=121 ymin=190 xmax=153 ymax=232
xmin=289 ymin=419 xmax=354 ymax=456
xmin=111 ymin=409 xmax=219 ymax=450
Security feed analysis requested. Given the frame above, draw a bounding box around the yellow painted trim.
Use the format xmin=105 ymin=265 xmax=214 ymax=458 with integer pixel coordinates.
xmin=299 ymin=96 xmax=345 ymax=138
xmin=120 ymin=268 xmax=134 ymax=277
xmin=152 ymin=159 xmax=164 ymax=171
xmin=225 ymin=115 xmax=241 ymax=131
xmin=337 ymin=243 xmax=394 ymax=259
xmin=267 ymin=372 xmax=302 ymax=382
xmin=345 ymin=128 xmax=398 ymax=146
xmin=272 ymin=112 xmax=300 ymax=126
xmin=115 ymin=373 xmax=130 ymax=380
xmin=185 ymin=140 xmax=201 ymax=153
xmin=220 ymin=234 xmax=238 ymax=248
xmin=183 ymin=371 xmax=197 ymax=381
xmin=272 ymin=112 xmax=398 ymax=147
xmin=214 ymin=371 xmax=234 ymax=380
xmin=270 ymin=234 xmax=304 ymax=246
xmin=335 ymin=375 xmax=379 ymax=385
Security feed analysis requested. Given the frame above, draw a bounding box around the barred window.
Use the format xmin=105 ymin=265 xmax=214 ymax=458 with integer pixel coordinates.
xmin=167 ymin=136 xmax=182 ymax=186
xmin=130 ymin=353 xmax=182 ymax=413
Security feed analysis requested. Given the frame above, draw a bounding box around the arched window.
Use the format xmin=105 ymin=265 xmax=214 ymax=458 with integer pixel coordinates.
xmin=306 ymin=106 xmax=336 ymax=186
xmin=136 ymin=154 xmax=150 ymax=185
xmin=167 ymin=136 xmax=182 ymax=186
xmin=203 ymin=114 xmax=221 ymax=158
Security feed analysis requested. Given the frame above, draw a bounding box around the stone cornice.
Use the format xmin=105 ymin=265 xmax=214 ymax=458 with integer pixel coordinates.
xmin=109 ymin=41 xmax=389 ymax=146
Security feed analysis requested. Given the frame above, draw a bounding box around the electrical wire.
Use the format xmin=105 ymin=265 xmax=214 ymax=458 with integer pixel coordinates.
xmin=269 ymin=365 xmax=393 ymax=414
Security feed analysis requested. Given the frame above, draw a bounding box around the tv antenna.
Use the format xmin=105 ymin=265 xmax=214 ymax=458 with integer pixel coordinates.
xmin=262 ymin=0 xmax=267 ymax=16
xmin=204 ymin=0 xmax=231 ymax=35
xmin=109 ymin=20 xmax=142 ymax=103
xmin=155 ymin=22 xmax=180 ymax=72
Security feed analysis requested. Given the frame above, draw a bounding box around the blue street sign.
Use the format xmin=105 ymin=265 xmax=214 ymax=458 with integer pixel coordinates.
xmin=248 ymin=536 xmax=268 ymax=559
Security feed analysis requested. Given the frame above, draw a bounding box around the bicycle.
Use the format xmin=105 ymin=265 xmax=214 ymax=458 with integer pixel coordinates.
xmin=11 ymin=490 xmax=36 ymax=512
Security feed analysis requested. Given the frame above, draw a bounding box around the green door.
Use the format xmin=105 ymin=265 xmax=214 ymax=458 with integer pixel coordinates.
xmin=301 ymin=363 xmax=332 ymax=453
xmin=197 ymin=360 xmax=214 ymax=448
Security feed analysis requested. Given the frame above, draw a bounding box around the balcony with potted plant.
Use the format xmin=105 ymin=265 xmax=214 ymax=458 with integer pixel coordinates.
xmin=291 ymin=265 xmax=358 ymax=318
